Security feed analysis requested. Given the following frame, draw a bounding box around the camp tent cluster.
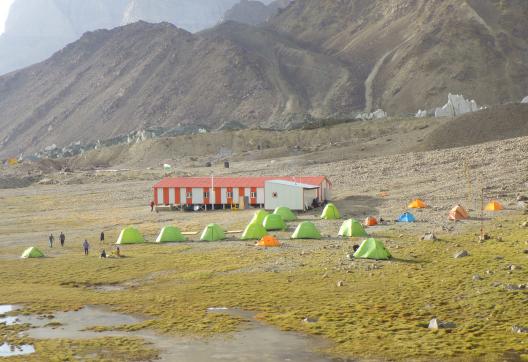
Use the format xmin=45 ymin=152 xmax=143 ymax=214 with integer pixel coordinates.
xmin=20 ymin=197 xmax=505 ymax=259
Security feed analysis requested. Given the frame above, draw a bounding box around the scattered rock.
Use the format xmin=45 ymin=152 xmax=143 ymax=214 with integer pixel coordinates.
xmin=504 ymin=284 xmax=526 ymax=291
xmin=496 ymin=237 xmax=503 ymax=242
xmin=428 ymin=318 xmax=456 ymax=330
xmin=495 ymin=256 xmax=504 ymax=260
xmin=454 ymin=250 xmax=469 ymax=259
xmin=337 ymin=280 xmax=344 ymax=287
xmin=512 ymin=325 xmax=528 ymax=333
xmin=509 ymin=264 xmax=521 ymax=271
xmin=523 ymin=249 xmax=528 ymax=254
xmin=421 ymin=232 xmax=437 ymax=241
xmin=517 ymin=195 xmax=528 ymax=202
xmin=521 ymin=221 xmax=528 ymax=228
xmin=491 ymin=281 xmax=502 ymax=287
xmin=479 ymin=234 xmax=491 ymax=241
xmin=346 ymin=253 xmax=354 ymax=261
xmin=303 ymin=317 xmax=318 ymax=324
xmin=472 ymin=275 xmax=483 ymax=281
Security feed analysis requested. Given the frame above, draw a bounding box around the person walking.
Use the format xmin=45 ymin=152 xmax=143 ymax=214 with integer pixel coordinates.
xmin=100 ymin=231 xmax=105 ymax=244
xmin=59 ymin=232 xmax=65 ymax=247
xmin=48 ymin=233 xmax=54 ymax=248
xmin=83 ymin=239 xmax=90 ymax=255
xmin=150 ymin=200 xmax=155 ymax=212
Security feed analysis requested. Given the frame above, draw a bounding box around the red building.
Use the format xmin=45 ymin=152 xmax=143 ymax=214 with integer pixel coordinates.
xmin=153 ymin=176 xmax=331 ymax=209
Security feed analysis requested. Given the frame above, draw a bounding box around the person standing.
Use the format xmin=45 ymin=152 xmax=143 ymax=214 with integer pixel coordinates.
xmin=48 ymin=233 xmax=54 ymax=248
xmin=59 ymin=232 xmax=65 ymax=247
xmin=150 ymin=200 xmax=155 ymax=212
xmin=83 ymin=239 xmax=90 ymax=255
xmin=100 ymin=231 xmax=105 ymax=244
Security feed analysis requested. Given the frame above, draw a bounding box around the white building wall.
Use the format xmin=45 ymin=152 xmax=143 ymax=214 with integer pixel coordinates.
xmin=180 ymin=188 xmax=186 ymax=204
xmin=256 ymin=188 xmax=265 ymax=204
xmin=169 ymin=188 xmax=176 ymax=204
xmin=303 ymin=188 xmax=318 ymax=209
xmin=209 ymin=188 xmax=215 ymax=205
xmin=233 ymin=188 xmax=240 ymax=203
xmin=157 ymin=188 xmax=164 ymax=205
xmin=192 ymin=188 xmax=204 ymax=204
xmin=221 ymin=188 xmax=227 ymax=204
xmin=264 ymin=182 xmax=303 ymax=210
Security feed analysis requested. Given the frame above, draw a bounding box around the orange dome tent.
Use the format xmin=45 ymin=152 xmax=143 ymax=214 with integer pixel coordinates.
xmin=408 ymin=199 xmax=427 ymax=209
xmin=484 ymin=200 xmax=503 ymax=211
xmin=364 ymin=216 xmax=378 ymax=227
xmin=257 ymin=235 xmax=280 ymax=247
xmin=448 ymin=205 xmax=469 ymax=221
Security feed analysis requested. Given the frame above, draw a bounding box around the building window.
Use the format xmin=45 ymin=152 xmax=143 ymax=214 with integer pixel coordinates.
xmin=227 ymin=192 xmax=233 ymax=198
xmin=186 ymin=192 xmax=192 ymax=198
xmin=272 ymin=192 xmax=278 ymax=198
xmin=204 ymin=192 xmax=209 ymax=199
xmin=250 ymin=192 xmax=257 ymax=198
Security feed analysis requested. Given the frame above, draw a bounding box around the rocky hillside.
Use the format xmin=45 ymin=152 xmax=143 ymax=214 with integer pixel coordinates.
xmin=0 ymin=0 xmax=527 ymax=158
xmin=271 ymin=0 xmax=528 ymax=113
xmin=0 ymin=0 xmax=244 ymax=75
xmin=0 ymin=21 xmax=354 ymax=158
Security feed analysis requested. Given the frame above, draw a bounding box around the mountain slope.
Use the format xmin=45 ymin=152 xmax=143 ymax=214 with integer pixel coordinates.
xmin=271 ymin=0 xmax=528 ymax=113
xmin=0 ymin=21 xmax=354 ymax=157
xmin=0 ymin=0 xmax=249 ymax=75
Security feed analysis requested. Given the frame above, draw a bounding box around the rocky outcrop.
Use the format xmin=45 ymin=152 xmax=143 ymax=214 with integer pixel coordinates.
xmin=356 ymin=109 xmax=388 ymax=120
xmin=522 ymin=96 xmax=528 ymax=104
xmin=434 ymin=94 xmax=480 ymax=118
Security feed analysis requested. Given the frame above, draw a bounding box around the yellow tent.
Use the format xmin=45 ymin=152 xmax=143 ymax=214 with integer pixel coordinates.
xmin=408 ymin=199 xmax=427 ymax=209
xmin=484 ymin=200 xmax=503 ymax=211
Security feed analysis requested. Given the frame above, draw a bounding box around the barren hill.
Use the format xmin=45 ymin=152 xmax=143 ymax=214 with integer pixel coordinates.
xmin=415 ymin=103 xmax=528 ymax=151
xmin=271 ymin=0 xmax=528 ymax=113
xmin=0 ymin=21 xmax=354 ymax=158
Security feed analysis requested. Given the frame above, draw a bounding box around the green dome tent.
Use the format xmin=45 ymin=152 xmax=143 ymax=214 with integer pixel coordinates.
xmin=338 ymin=219 xmax=368 ymax=237
xmin=156 ymin=226 xmax=186 ymax=243
xmin=21 ymin=247 xmax=44 ymax=259
xmin=353 ymin=238 xmax=391 ymax=260
xmin=291 ymin=221 xmax=322 ymax=239
xmin=262 ymin=214 xmax=286 ymax=231
xmin=250 ymin=210 xmax=269 ymax=225
xmin=241 ymin=223 xmax=268 ymax=241
xmin=116 ymin=227 xmax=145 ymax=244
xmin=273 ymin=207 xmax=297 ymax=222
xmin=200 ymin=224 xmax=226 ymax=241
xmin=321 ymin=203 xmax=341 ymax=220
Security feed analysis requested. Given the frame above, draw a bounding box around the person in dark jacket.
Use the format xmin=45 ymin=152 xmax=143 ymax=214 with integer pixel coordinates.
xmin=48 ymin=233 xmax=54 ymax=248
xmin=83 ymin=239 xmax=90 ymax=255
xmin=59 ymin=232 xmax=65 ymax=247
xmin=100 ymin=231 xmax=105 ymax=244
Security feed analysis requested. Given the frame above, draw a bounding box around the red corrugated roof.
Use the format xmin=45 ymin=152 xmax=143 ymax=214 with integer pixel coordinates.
xmin=153 ymin=176 xmax=329 ymax=189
